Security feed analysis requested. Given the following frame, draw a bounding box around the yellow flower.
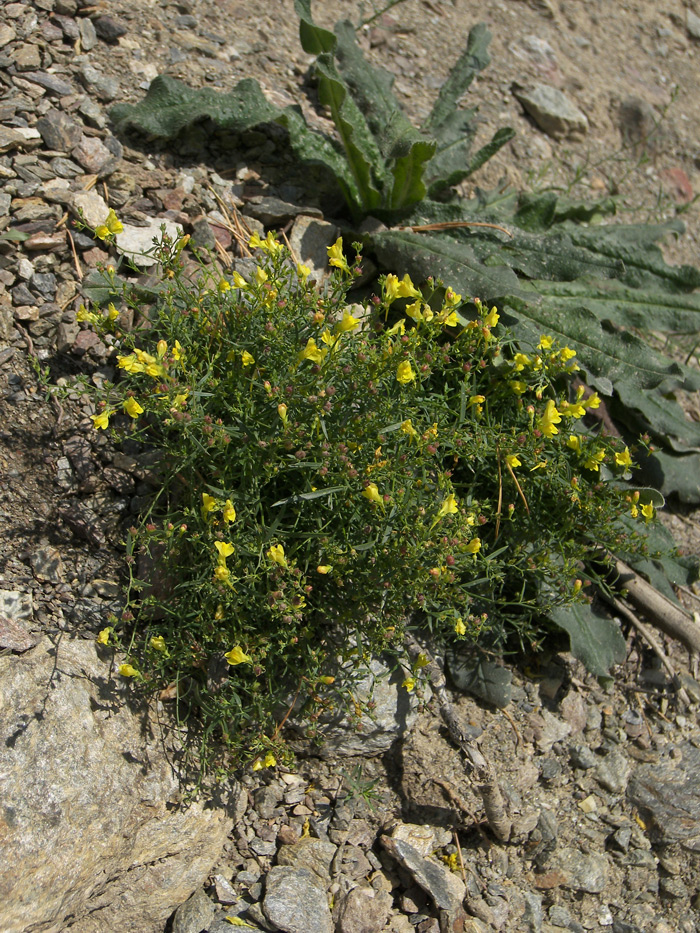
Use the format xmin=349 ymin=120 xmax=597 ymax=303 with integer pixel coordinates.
xmin=560 ymin=399 xmax=586 ymax=419
xmin=214 ymin=564 xmax=230 ymax=583
xmin=267 ymin=544 xmax=288 ymax=568
xmin=95 ymin=209 xmax=123 ymax=239
xmin=91 ymin=409 xmax=112 ymax=430
xmin=214 ymin=541 xmax=235 ymax=561
xmin=468 ymin=394 xmax=485 ymax=411
xmin=387 ymin=318 xmax=406 ymax=336
xmin=118 ymin=663 xmax=139 ymax=678
xmin=396 ymin=361 xmax=416 ymax=384
xmin=538 ymin=335 xmax=553 ymax=350
xmin=218 ymin=278 xmax=231 ymax=293
xmin=76 ymin=304 xmax=98 ymax=324
xmin=172 ymin=392 xmax=188 ymax=409
xmin=437 ymin=493 xmax=459 ymax=519
xmin=465 ymin=537 xmax=482 ymax=555
xmin=317 ymin=564 xmax=332 ymax=574
xmin=336 ymin=309 xmax=360 ymax=334
xmin=538 ymin=400 xmax=562 ymax=437
xmin=277 ymin=403 xmax=288 ymax=426
xmin=320 ymin=328 xmax=340 ymax=350
xmin=440 ymin=310 xmax=458 ymax=327
xmin=567 ymin=435 xmax=582 ymax=453
xmin=396 ymin=273 xmax=421 ymax=299
xmin=402 ymin=677 xmax=416 ymax=693
xmin=224 ymin=646 xmax=252 ymax=666
xmin=328 ymin=237 xmax=350 ymax=273
xmin=560 ymin=347 xmax=577 ymax=362
xmin=124 ymin=397 xmax=144 ymax=419
xmin=107 ymin=303 xmax=119 ymax=322
xmin=232 ymin=271 xmax=248 ymax=289
xmin=512 ymin=353 xmax=530 ymax=372
xmin=117 ymin=354 xmax=145 ymax=374
xmin=444 ymin=288 xmax=461 ymax=307
xmin=583 ymin=448 xmax=606 ymax=471
xmin=506 ymin=454 xmax=521 ymax=468
xmin=223 ymin=499 xmax=236 ymax=523
xmin=615 ymin=447 xmax=633 ymax=469
xmin=384 ymin=273 xmax=400 ymax=304
xmin=263 ymin=751 xmax=277 ymax=768
xmin=454 ymin=618 xmax=467 ymax=636
xmin=297 ymin=262 xmax=311 ymax=281
xmin=641 ymin=502 xmax=654 ymax=522
xmin=155 ymin=340 xmax=167 ymax=359
xmin=584 ymin=392 xmax=601 ymax=410
xmin=362 ymin=483 xmax=383 ymax=507
xmin=298 ymin=338 xmax=326 ymax=364
xmin=401 ymin=419 xmax=419 ymax=440
xmin=202 ymin=492 xmax=217 ymax=515
xmin=97 ymin=627 xmax=111 ymax=645
xmin=252 ymin=759 xmax=264 ymax=771
xmin=483 ymin=306 xmax=499 ymax=328
xmin=405 ymin=300 xmax=425 ymax=322
xmin=150 ymin=635 xmax=167 ymax=653
xmin=510 ymin=380 xmax=527 ymax=395
xmin=172 ymin=340 xmax=183 ymax=361
xmin=241 ymin=350 xmax=255 ymax=367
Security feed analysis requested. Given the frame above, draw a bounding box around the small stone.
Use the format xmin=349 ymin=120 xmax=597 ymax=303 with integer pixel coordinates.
xmin=569 ymin=744 xmax=597 ymax=770
xmin=30 ymin=546 xmax=64 ymax=584
xmin=78 ymin=97 xmax=107 ymax=129
xmin=22 ymin=71 xmax=75 ymax=97
xmin=0 ymin=589 xmax=33 ymax=622
xmin=594 ymin=748 xmax=630 ymax=794
xmin=50 ymin=157 xmax=83 ymax=179
xmin=253 ymin=785 xmax=282 ymax=820
xmin=687 ymin=10 xmax=700 ymax=40
xmin=263 ymin=866 xmax=333 ymax=933
xmin=212 ymin=874 xmax=238 ymax=906
xmin=245 ymin=196 xmax=322 ymax=226
xmin=171 ymin=888 xmax=216 ymax=933
xmin=71 ymin=135 xmax=118 ymax=175
xmin=79 ymin=63 xmax=119 ymax=101
xmin=0 ymin=24 xmax=17 ymax=47
xmin=79 ymin=16 xmax=97 ymax=50
xmin=337 ymin=884 xmax=394 ymax=933
xmin=0 ymin=616 xmax=39 ymax=653
xmin=577 ymin=795 xmax=598 ymax=813
xmin=53 ymin=13 xmax=80 ymax=39
xmin=512 ymin=82 xmax=588 ymax=138
xmin=190 ymin=216 xmax=217 ymax=250
xmin=627 ymin=743 xmax=700 ymax=849
xmin=276 ymin=837 xmax=337 ymax=885
xmin=11 ymin=43 xmax=42 ymax=72
xmin=288 ymin=216 xmax=339 ymax=280
xmin=115 ymin=217 xmax=183 ymax=268
xmin=70 ymin=189 xmax=109 ymax=229
xmin=93 ymin=15 xmax=128 ymax=42
xmin=24 ymin=232 xmax=66 ymax=251
xmin=30 ymin=272 xmax=57 ymax=300
xmin=71 ymin=329 xmax=103 ymax=355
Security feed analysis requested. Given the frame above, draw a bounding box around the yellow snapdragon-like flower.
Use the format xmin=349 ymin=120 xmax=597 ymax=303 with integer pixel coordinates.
xmin=506 ymin=454 xmax=521 ymax=469
xmin=202 ymin=492 xmax=217 ymax=515
xmin=454 ymin=618 xmax=467 ymax=636
xmin=401 ymin=419 xmax=419 ymax=440
xmin=267 ymin=544 xmax=288 ymax=568
xmin=124 ymin=397 xmax=144 ymax=419
xmin=241 ymin=350 xmax=255 ymax=367
xmin=641 ymin=502 xmax=654 ymax=522
xmin=396 ymin=361 xmax=415 ymax=384
xmin=483 ymin=306 xmax=499 ymax=328
xmin=615 ymin=447 xmax=633 ymax=469
xmin=117 ymin=354 xmax=146 ymax=374
xmin=150 ymin=635 xmax=168 ymax=653
xmin=214 ymin=541 xmax=235 ymax=561
xmin=583 ymin=448 xmax=606 ymax=471
xmin=225 ymin=646 xmax=252 ymax=666
xmin=402 ymin=677 xmax=416 ymax=693
xmin=537 ymin=400 xmax=562 ymax=437
xmin=297 ymin=338 xmax=326 ymax=364
xmin=222 ymin=499 xmax=236 ymax=523
xmin=317 ymin=565 xmax=332 ymax=574
xmin=465 ymin=537 xmax=482 ymax=555
xmin=512 ymin=352 xmax=530 ymax=372
xmin=384 ymin=274 xmax=400 ymax=304
xmin=362 ymin=483 xmax=384 ymax=507
xmin=297 ymin=262 xmax=311 ymax=281
xmin=396 ymin=273 xmax=421 ymax=300
xmin=97 ymin=627 xmax=111 ymax=645
xmin=336 ymin=309 xmax=360 ymax=334
xmin=328 ymin=237 xmax=350 ymax=273
xmin=95 ymin=209 xmax=123 ymax=240
xmin=118 ymin=663 xmax=139 ymax=678
xmin=538 ymin=335 xmax=553 ymax=350
xmin=91 ymin=410 xmax=113 ymax=430
xmin=387 ymin=318 xmax=406 ymax=336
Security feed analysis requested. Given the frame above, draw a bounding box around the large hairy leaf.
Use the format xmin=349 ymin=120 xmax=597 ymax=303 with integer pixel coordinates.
xmin=548 ymin=602 xmax=626 ymax=677
xmin=294 ymin=0 xmax=336 ymax=55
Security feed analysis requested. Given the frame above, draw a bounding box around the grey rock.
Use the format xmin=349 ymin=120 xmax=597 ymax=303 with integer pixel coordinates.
xmin=11 ymin=43 xmax=42 ymax=72
xmin=70 ymin=189 xmax=109 ymax=229
xmin=0 ymin=589 xmax=33 ymax=624
xmin=594 ymin=747 xmax=630 ymax=794
xmin=56 ymin=320 xmax=80 ymax=353
xmin=336 ymin=884 xmax=394 ymax=933
xmin=79 ymin=62 xmax=119 ymax=101
xmin=528 ymin=709 xmax=571 ymax=752
xmin=245 ymin=196 xmax=323 ymax=226
xmin=78 ymin=96 xmax=107 ymax=129
xmin=512 ymin=82 xmax=588 ymax=138
xmin=12 ymin=283 xmax=35 ymax=306
xmin=171 ymin=888 xmax=217 ymax=933
xmin=254 ymin=784 xmax=282 ymax=820
xmin=0 ymin=638 xmax=234 ymax=933
xmin=115 ymin=217 xmax=183 ymax=268
xmin=658 ymin=875 xmax=688 ymax=899
xmin=250 ymin=838 xmax=277 ymax=858
xmin=190 ymin=216 xmax=218 ymax=250
xmin=53 ymin=13 xmax=80 ymax=40
xmin=0 ymin=616 xmax=39 ymax=653
xmin=29 ymin=545 xmax=64 ymax=583
xmin=290 ymin=655 xmax=419 ymax=758
xmin=379 ymin=835 xmax=466 ymax=917
xmin=30 ymin=271 xmax=57 ymax=300
xmin=569 ymin=744 xmax=597 ymax=770
xmin=618 ymin=97 xmax=659 ymax=152
xmin=263 ymin=865 xmax=333 ymax=933
xmin=687 ymin=10 xmax=700 ymax=40
xmin=79 ymin=16 xmax=97 ymax=51
xmin=548 ymin=847 xmax=609 ymax=894
xmin=93 ymin=15 xmax=128 ymax=42
xmin=72 ymin=135 xmax=118 ymax=175
xmin=212 ymin=873 xmax=238 ymax=906
xmin=288 ymin=216 xmax=339 ymax=280
xmin=276 ymin=837 xmax=337 ymax=885
xmin=51 ymin=156 xmax=83 ymax=178
xmin=521 ymin=890 xmax=544 ymax=933
xmin=627 ymin=743 xmax=700 ymax=850
xmin=22 ymin=72 xmax=75 ymax=97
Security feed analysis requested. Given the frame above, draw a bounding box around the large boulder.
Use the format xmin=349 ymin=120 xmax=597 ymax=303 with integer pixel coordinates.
xmin=0 ymin=638 xmax=235 ymax=933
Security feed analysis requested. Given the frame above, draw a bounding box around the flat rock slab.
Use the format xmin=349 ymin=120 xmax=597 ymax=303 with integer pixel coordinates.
xmin=512 ymin=82 xmax=588 ymax=138
xmin=0 ymin=638 xmax=233 ymax=933
xmin=627 ymin=744 xmax=700 ymax=850
xmin=115 ymin=217 xmax=184 ymax=268
xmin=263 ymin=865 xmax=333 ymax=933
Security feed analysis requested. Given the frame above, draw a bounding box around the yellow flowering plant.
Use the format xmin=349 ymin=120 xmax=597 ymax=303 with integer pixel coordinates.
xmin=73 ymin=226 xmax=673 ymax=769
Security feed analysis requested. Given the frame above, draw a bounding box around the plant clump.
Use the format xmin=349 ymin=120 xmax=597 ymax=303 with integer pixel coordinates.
xmin=79 ymin=221 xmax=654 ymax=767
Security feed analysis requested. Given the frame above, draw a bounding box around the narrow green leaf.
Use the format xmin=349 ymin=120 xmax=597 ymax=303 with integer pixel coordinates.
xmin=314 ymin=52 xmax=385 ymax=215
xmin=294 ymin=0 xmax=336 ymax=55
xmin=424 ymin=23 xmax=492 ymax=134
xmin=548 ymin=602 xmax=626 ymax=677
